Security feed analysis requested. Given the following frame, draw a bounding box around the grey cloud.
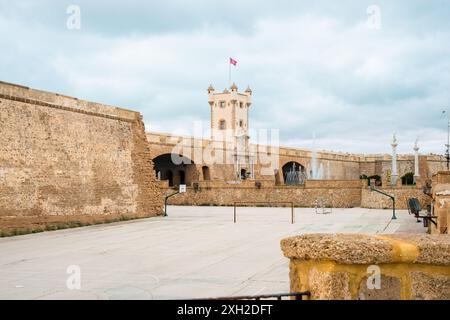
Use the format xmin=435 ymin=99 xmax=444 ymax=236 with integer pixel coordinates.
xmin=0 ymin=0 xmax=449 ymax=155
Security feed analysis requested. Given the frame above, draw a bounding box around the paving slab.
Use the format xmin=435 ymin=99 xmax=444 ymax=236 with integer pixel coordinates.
xmin=0 ymin=206 xmax=426 ymax=299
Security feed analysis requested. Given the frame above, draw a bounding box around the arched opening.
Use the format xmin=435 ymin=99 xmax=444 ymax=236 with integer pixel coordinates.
xmin=219 ymin=119 xmax=226 ymax=130
xmin=179 ymin=170 xmax=185 ymax=185
xmin=153 ymin=153 xmax=196 ymax=187
xmin=240 ymin=169 xmax=247 ymax=180
xmin=369 ymin=175 xmax=382 ymax=186
xmin=202 ymin=166 xmax=211 ymax=180
xmin=165 ymin=170 xmax=174 ymax=187
xmin=282 ymin=162 xmax=306 ymax=185
xmin=401 ymin=172 xmax=415 ymax=185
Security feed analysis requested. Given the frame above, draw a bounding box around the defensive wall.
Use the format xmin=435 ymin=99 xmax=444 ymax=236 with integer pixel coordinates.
xmin=160 ymin=179 xmax=430 ymax=210
xmin=0 ymin=81 xmax=163 ymax=234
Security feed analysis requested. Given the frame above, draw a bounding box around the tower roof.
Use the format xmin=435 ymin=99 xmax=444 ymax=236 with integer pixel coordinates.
xmin=207 ymin=84 xmax=214 ymax=91
xmin=230 ymin=83 xmax=238 ymax=90
xmin=245 ymin=85 xmax=252 ymax=93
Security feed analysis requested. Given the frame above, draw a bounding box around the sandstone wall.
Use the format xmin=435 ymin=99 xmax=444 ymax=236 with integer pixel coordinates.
xmin=281 ymin=233 xmax=450 ymax=300
xmin=361 ymin=187 xmax=431 ymax=210
xmin=161 ymin=179 xmax=430 ymax=210
xmin=162 ymin=179 xmax=363 ymax=208
xmin=0 ymin=81 xmax=163 ymax=233
xmin=430 ymin=172 xmax=450 ymax=234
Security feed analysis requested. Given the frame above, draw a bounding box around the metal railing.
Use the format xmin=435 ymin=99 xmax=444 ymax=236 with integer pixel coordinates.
xmin=233 ymin=201 xmax=295 ymax=224
xmin=202 ymin=291 xmax=311 ymax=300
xmin=370 ymin=186 xmax=396 ymax=220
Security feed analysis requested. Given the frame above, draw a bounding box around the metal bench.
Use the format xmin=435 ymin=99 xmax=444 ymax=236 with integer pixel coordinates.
xmin=407 ymin=198 xmax=437 ymax=227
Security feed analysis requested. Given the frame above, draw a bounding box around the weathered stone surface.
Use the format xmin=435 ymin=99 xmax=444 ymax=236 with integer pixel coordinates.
xmin=0 ymin=81 xmax=163 ymax=233
xmin=281 ymin=233 xmax=450 ymax=266
xmin=389 ymin=234 xmax=450 ymax=266
xmin=411 ymin=272 xmax=450 ymax=300
xmin=282 ymin=233 xmax=450 ymax=300
xmin=358 ymin=275 xmax=401 ymax=300
xmin=281 ymin=233 xmax=393 ymax=264
xmin=431 ymin=175 xmax=450 ymax=235
xmin=163 ymin=181 xmax=363 ymax=208
xmin=361 ymin=187 xmax=430 ymax=210
xmin=309 ymin=268 xmax=351 ymax=300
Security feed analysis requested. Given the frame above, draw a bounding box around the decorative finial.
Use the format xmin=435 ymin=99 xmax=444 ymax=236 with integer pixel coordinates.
xmin=245 ymin=85 xmax=252 ymax=93
xmin=207 ymin=84 xmax=214 ymax=93
xmin=230 ymin=82 xmax=238 ymax=91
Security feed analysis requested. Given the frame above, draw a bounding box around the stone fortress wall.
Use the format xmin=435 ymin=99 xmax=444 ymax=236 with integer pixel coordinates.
xmin=147 ymin=131 xmax=446 ymax=185
xmin=147 ymin=130 xmax=444 ymax=210
xmin=0 ymin=81 xmax=163 ymax=234
xmin=0 ymin=80 xmax=447 ymax=234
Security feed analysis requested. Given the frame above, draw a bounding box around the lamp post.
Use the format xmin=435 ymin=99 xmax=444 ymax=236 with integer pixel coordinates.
xmin=444 ymin=110 xmax=450 ymax=170
xmin=413 ymin=138 xmax=420 ymax=183
xmin=391 ymin=133 xmax=398 ymax=186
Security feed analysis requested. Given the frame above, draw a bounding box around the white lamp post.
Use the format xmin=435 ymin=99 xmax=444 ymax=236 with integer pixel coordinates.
xmin=413 ymin=138 xmax=420 ymax=183
xmin=391 ymin=133 xmax=398 ymax=187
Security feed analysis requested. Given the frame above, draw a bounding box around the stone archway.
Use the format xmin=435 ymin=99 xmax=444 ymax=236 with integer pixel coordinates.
xmin=282 ymin=161 xmax=306 ymax=185
xmin=153 ymin=153 xmax=197 ymax=187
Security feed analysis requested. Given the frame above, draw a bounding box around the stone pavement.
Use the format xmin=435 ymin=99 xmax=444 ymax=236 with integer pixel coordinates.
xmin=0 ymin=206 xmax=426 ymax=299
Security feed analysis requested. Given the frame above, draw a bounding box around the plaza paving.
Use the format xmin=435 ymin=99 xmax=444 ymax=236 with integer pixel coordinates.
xmin=0 ymin=206 xmax=425 ymax=299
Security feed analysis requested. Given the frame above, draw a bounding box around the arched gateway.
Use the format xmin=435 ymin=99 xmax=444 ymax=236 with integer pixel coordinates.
xmin=282 ymin=161 xmax=306 ymax=185
xmin=153 ymin=153 xmax=197 ymax=187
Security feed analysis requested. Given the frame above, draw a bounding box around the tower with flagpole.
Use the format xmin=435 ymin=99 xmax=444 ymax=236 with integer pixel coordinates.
xmin=208 ymin=78 xmax=253 ymax=180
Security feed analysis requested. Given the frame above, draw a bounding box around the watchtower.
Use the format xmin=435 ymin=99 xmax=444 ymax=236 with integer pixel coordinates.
xmin=207 ymin=83 xmax=253 ymax=179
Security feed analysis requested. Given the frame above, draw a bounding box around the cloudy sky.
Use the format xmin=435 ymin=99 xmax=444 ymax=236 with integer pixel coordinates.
xmin=1 ymin=0 xmax=449 ymax=155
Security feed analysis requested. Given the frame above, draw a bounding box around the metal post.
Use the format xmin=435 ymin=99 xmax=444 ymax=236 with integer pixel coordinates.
xmin=392 ymin=197 xmax=396 ymax=220
xmin=370 ymin=187 xmax=396 ymax=220
xmin=164 ymin=191 xmax=180 ymax=216
xmin=291 ymin=202 xmax=294 ymax=224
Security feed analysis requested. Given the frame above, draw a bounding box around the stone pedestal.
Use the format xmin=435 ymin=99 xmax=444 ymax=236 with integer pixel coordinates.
xmin=281 ymin=233 xmax=450 ymax=300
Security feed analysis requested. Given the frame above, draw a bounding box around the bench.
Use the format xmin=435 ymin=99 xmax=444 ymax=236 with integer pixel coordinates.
xmin=407 ymin=198 xmax=437 ymax=227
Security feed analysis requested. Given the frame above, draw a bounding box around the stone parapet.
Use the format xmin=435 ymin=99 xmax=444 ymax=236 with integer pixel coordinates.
xmin=280 ymin=233 xmax=450 ymax=300
xmin=431 ymin=171 xmax=450 ymax=234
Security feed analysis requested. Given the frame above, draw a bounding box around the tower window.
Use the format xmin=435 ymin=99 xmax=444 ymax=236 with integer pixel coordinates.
xmin=220 ymin=101 xmax=226 ymax=108
xmin=219 ymin=120 xmax=226 ymax=130
xmin=239 ymin=120 xmax=243 ymax=127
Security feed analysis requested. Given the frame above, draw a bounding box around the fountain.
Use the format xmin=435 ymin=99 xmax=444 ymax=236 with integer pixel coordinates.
xmin=309 ymin=133 xmax=323 ymax=179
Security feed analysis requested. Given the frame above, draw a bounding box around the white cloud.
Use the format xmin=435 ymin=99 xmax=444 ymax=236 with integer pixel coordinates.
xmin=0 ymin=1 xmax=449 ymax=156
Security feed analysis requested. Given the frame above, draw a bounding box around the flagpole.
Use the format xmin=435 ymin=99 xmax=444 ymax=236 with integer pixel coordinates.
xmin=229 ymin=60 xmax=231 ymax=86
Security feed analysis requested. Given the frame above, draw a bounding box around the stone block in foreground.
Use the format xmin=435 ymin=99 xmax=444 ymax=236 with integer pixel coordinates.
xmin=280 ymin=233 xmax=450 ymax=300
